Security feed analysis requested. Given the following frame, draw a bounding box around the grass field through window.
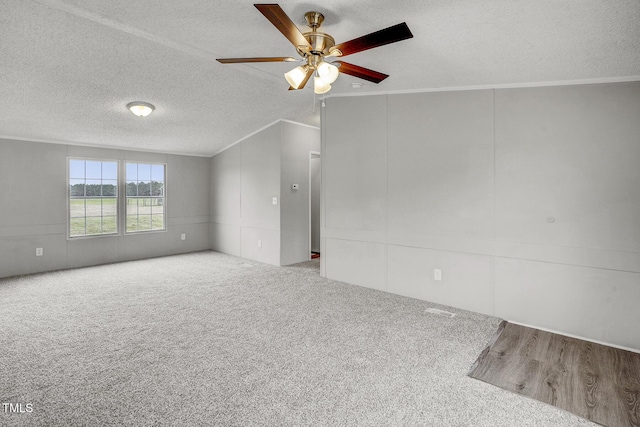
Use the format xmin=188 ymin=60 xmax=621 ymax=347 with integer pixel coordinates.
xmin=69 ymin=198 xmax=117 ymax=237
xmin=126 ymin=162 xmax=165 ymax=233
xmin=126 ymin=198 xmax=164 ymax=232
xmin=69 ymin=159 xmax=119 ymax=238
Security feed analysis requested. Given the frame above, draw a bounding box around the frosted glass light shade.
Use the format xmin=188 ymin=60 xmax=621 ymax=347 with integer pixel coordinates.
xmin=314 ymin=76 xmax=331 ymax=94
xmin=284 ymin=66 xmax=308 ymax=89
xmin=317 ymin=62 xmax=339 ymax=84
xmin=127 ymin=102 xmax=155 ymax=117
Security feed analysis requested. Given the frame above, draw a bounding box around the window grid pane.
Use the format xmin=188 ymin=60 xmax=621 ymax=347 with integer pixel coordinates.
xmin=68 ymin=159 xmax=118 ymax=238
xmin=125 ymin=197 xmax=165 ymax=233
xmin=125 ymin=162 xmax=165 ymax=234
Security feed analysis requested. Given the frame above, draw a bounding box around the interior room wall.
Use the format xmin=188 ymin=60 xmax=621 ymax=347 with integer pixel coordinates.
xmin=280 ymin=121 xmax=321 ymax=265
xmin=0 ymin=138 xmax=211 ymax=279
xmin=210 ymin=120 xmax=320 ymax=266
xmin=210 ymin=143 xmax=242 ymax=258
xmin=240 ymin=123 xmax=282 ymax=265
xmin=321 ymin=82 xmax=640 ymax=351
xmin=210 ymin=122 xmax=281 ymax=265
xmin=310 ymin=154 xmax=321 ymax=254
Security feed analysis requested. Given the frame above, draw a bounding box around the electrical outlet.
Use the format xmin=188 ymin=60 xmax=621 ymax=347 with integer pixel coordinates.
xmin=181 ymin=233 xmax=186 ymax=241
xmin=434 ymin=269 xmax=442 ymax=281
xmin=272 ymin=197 xmax=278 ymax=205
xmin=258 ymin=239 xmax=262 ymax=248
xmin=36 ymin=248 xmax=43 ymax=257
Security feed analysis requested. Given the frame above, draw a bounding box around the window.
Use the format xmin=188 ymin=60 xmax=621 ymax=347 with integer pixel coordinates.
xmin=126 ymin=162 xmax=165 ymax=233
xmin=69 ymin=159 xmax=118 ymax=237
xmin=67 ymin=159 xmax=166 ymax=238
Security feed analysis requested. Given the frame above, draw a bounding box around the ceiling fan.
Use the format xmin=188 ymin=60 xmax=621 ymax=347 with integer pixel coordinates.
xmin=216 ymin=4 xmax=413 ymax=94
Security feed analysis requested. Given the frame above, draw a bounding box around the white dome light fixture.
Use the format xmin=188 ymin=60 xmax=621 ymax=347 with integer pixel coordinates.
xmin=127 ymin=101 xmax=155 ymax=117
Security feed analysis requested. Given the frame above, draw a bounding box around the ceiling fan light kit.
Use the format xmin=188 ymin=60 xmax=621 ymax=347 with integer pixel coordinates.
xmin=317 ymin=62 xmax=339 ymax=84
xmin=216 ymin=4 xmax=413 ymax=94
xmin=314 ymin=76 xmax=331 ymax=94
xmin=284 ymin=65 xmax=309 ymax=89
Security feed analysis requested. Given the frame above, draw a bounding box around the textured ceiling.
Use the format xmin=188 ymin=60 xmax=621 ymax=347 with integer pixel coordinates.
xmin=1 ymin=0 xmax=638 ymax=156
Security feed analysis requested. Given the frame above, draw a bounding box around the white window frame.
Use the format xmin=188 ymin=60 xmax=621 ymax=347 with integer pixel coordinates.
xmin=67 ymin=158 xmax=168 ymax=239
xmin=67 ymin=157 xmax=120 ymax=239
xmin=124 ymin=161 xmax=167 ymax=235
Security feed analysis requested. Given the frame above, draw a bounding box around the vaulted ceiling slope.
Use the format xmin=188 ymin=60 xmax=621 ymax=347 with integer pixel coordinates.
xmin=1 ymin=0 xmax=638 ymax=156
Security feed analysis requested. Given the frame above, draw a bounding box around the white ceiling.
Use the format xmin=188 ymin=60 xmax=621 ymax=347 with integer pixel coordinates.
xmin=1 ymin=0 xmax=638 ymax=156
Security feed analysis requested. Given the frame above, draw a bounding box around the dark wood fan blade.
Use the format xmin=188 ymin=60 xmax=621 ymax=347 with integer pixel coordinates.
xmin=334 ymin=61 xmax=389 ymax=83
xmin=254 ymin=4 xmax=311 ymax=50
xmin=289 ymin=67 xmax=314 ymax=90
xmin=333 ymin=22 xmax=413 ymax=57
xmin=217 ymin=57 xmax=298 ymax=64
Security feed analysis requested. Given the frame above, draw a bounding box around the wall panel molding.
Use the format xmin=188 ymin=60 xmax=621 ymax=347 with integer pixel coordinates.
xmin=322 ymin=82 xmax=640 ymax=350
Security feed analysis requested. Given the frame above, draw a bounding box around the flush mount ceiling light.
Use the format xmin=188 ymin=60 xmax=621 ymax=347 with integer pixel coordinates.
xmin=216 ymin=4 xmax=413 ymax=95
xmin=126 ymin=101 xmax=155 ymax=117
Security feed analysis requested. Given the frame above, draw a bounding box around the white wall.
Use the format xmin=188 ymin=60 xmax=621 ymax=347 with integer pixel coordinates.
xmin=210 ymin=143 xmax=242 ymax=257
xmin=0 ymin=119 xmax=319 ymax=276
xmin=210 ymin=120 xmax=320 ymax=266
xmin=210 ymin=123 xmax=281 ymax=265
xmin=310 ymin=154 xmax=321 ymax=253
xmin=280 ymin=121 xmax=321 ymax=265
xmin=241 ymin=123 xmax=282 ymax=265
xmin=321 ymin=82 xmax=640 ymax=351
xmin=0 ymin=139 xmax=211 ymax=278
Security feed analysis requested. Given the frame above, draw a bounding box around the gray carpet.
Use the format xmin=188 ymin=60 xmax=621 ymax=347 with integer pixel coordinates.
xmin=0 ymin=251 xmax=594 ymax=426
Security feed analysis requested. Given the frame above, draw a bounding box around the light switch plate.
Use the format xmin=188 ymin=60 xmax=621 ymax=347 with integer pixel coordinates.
xmin=272 ymin=197 xmax=278 ymax=205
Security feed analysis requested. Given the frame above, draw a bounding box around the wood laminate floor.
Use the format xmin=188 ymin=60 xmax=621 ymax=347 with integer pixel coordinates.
xmin=468 ymin=321 xmax=640 ymax=427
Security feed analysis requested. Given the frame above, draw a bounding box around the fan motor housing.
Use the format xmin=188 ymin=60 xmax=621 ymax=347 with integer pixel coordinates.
xmin=296 ymin=11 xmax=335 ymax=57
xmin=299 ymin=32 xmax=335 ymax=56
